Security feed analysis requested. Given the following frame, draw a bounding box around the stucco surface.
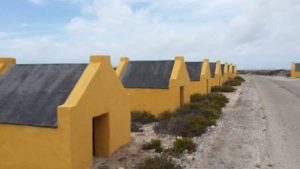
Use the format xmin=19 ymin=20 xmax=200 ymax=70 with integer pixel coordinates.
xmin=295 ymin=63 xmax=300 ymax=71
xmin=221 ymin=63 xmax=229 ymax=84
xmin=209 ymin=63 xmax=216 ymax=78
xmin=221 ymin=64 xmax=225 ymax=75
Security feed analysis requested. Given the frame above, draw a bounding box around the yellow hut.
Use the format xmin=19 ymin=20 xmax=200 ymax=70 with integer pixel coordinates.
xmin=233 ymin=64 xmax=237 ymax=77
xmin=228 ymin=64 xmax=234 ymax=78
xmin=291 ymin=63 xmax=300 ymax=78
xmin=0 ymin=56 xmax=131 ymax=169
xmin=221 ymin=63 xmax=229 ymax=84
xmin=185 ymin=59 xmax=211 ymax=95
xmin=116 ymin=56 xmax=191 ymax=115
xmin=0 ymin=58 xmax=16 ymax=75
xmin=209 ymin=61 xmax=222 ymax=87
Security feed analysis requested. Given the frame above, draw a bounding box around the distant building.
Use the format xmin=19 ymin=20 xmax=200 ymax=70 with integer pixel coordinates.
xmin=291 ymin=63 xmax=300 ymax=78
xmin=229 ymin=64 xmax=237 ymax=78
xmin=185 ymin=59 xmax=211 ymax=95
xmin=0 ymin=58 xmax=15 ymax=75
xmin=233 ymin=65 xmax=238 ymax=77
xmin=209 ymin=61 xmax=222 ymax=87
xmin=221 ymin=63 xmax=229 ymax=84
xmin=0 ymin=56 xmax=131 ymax=169
xmin=116 ymin=56 xmax=191 ymax=115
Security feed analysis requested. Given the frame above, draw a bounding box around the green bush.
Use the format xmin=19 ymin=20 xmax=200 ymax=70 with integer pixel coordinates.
xmin=157 ymin=111 xmax=176 ymax=121
xmin=131 ymin=111 xmax=157 ymax=124
xmin=136 ymin=156 xmax=181 ymax=169
xmin=167 ymin=138 xmax=197 ymax=155
xmin=235 ymin=76 xmax=245 ymax=82
xmin=154 ymin=93 xmax=227 ymax=137
xmin=154 ymin=113 xmax=211 ymax=137
xmin=142 ymin=139 xmax=163 ymax=153
xmin=212 ymin=85 xmax=235 ymax=93
xmin=175 ymin=103 xmax=221 ymax=122
xmin=224 ymin=76 xmax=245 ymax=86
xmin=191 ymin=93 xmax=229 ymax=108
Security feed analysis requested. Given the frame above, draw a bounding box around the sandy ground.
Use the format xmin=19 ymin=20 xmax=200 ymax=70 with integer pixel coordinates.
xmin=93 ymin=124 xmax=177 ymax=169
xmin=94 ymin=75 xmax=300 ymax=169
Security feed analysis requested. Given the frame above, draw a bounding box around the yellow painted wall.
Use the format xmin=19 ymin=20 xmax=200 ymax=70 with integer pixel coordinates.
xmin=116 ymin=56 xmax=191 ymax=115
xmin=222 ymin=63 xmax=229 ymax=84
xmin=233 ymin=65 xmax=237 ymax=77
xmin=210 ymin=61 xmax=222 ymax=87
xmin=291 ymin=63 xmax=300 ymax=78
xmin=0 ymin=56 xmax=131 ymax=169
xmin=189 ymin=59 xmax=211 ymax=95
xmin=0 ymin=57 xmax=16 ymax=75
xmin=228 ymin=64 xmax=234 ymax=78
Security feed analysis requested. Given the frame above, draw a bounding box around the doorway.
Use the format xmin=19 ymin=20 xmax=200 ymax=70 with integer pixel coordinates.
xmin=93 ymin=113 xmax=109 ymax=157
xmin=180 ymin=86 xmax=184 ymax=106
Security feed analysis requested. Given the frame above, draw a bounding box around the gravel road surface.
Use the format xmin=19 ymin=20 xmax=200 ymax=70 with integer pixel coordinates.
xmin=250 ymin=75 xmax=300 ymax=169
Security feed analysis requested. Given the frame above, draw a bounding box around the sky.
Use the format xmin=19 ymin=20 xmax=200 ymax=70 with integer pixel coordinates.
xmin=0 ymin=0 xmax=300 ymax=69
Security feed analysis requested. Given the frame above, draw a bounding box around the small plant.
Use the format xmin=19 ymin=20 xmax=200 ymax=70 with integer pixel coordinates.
xmin=142 ymin=139 xmax=163 ymax=153
xmin=167 ymin=137 xmax=197 ymax=155
xmin=212 ymin=85 xmax=235 ymax=93
xmin=131 ymin=111 xmax=157 ymax=124
xmin=135 ymin=156 xmax=182 ymax=169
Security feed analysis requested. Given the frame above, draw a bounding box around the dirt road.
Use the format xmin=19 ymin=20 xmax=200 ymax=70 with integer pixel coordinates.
xmin=195 ymin=75 xmax=300 ymax=169
xmin=185 ymin=75 xmax=271 ymax=169
xmin=249 ymin=75 xmax=300 ymax=169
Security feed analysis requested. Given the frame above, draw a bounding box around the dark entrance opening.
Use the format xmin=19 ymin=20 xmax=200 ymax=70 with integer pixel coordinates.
xmin=180 ymin=86 xmax=184 ymax=106
xmin=93 ymin=113 xmax=109 ymax=157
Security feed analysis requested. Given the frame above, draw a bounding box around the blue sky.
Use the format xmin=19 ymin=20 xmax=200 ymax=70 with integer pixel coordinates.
xmin=1 ymin=0 xmax=300 ymax=69
xmin=0 ymin=0 xmax=79 ymax=36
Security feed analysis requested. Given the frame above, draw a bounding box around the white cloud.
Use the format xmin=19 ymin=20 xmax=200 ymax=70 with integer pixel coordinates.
xmin=3 ymin=0 xmax=300 ymax=69
xmin=0 ymin=32 xmax=9 ymax=37
xmin=28 ymin=0 xmax=44 ymax=5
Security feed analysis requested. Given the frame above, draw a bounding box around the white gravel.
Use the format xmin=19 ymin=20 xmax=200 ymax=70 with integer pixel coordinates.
xmin=177 ymin=78 xmax=272 ymax=169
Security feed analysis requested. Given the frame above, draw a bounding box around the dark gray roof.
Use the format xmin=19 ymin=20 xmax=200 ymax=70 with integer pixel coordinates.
xmin=221 ymin=64 xmax=225 ymax=75
xmin=121 ymin=61 xmax=174 ymax=89
xmin=0 ymin=64 xmax=87 ymax=128
xmin=186 ymin=62 xmax=203 ymax=81
xmin=295 ymin=63 xmax=300 ymax=71
xmin=210 ymin=63 xmax=216 ymax=78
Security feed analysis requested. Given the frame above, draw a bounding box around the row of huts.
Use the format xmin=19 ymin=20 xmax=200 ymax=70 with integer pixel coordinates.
xmin=0 ymin=56 xmax=237 ymax=169
xmin=116 ymin=56 xmax=237 ymax=115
